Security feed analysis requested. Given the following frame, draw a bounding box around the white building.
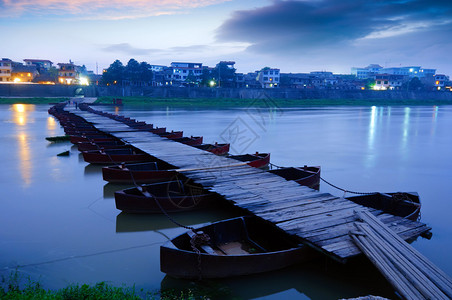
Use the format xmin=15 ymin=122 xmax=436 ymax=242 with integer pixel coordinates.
xmin=170 ymin=62 xmax=203 ymax=83
xmin=23 ymin=59 xmax=53 ymax=71
xmin=374 ymin=74 xmax=404 ymax=90
xmin=257 ymin=68 xmax=280 ymax=88
xmin=0 ymin=58 xmax=12 ymax=82
xmin=351 ymin=64 xmax=383 ymax=79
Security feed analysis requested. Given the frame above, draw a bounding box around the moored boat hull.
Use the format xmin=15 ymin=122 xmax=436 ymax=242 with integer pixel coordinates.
xmin=102 ymin=162 xmax=178 ymax=184
xmin=82 ymin=149 xmax=152 ymax=164
xmin=268 ymin=166 xmax=321 ymax=190
xmin=160 ymin=216 xmax=318 ymax=279
xmin=114 ymin=181 xmax=214 ymax=213
xmin=227 ymin=153 xmax=270 ymax=169
xmin=345 ymin=192 xmax=421 ymax=220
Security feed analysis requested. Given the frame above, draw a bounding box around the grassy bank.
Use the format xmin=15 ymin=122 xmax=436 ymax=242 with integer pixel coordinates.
xmin=0 ymin=276 xmax=223 ymax=300
xmin=0 ymin=96 xmax=450 ymax=107
xmin=0 ymin=97 xmax=69 ymax=105
xmin=94 ymin=96 xmax=452 ymax=108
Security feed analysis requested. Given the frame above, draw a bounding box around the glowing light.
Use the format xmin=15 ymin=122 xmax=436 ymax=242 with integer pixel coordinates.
xmin=79 ymin=77 xmax=89 ymax=85
xmin=14 ymin=77 xmax=21 ymax=82
xmin=209 ymin=80 xmax=216 ymax=87
xmin=361 ymin=87 xmax=365 ymax=90
xmin=435 ymin=81 xmax=440 ymax=85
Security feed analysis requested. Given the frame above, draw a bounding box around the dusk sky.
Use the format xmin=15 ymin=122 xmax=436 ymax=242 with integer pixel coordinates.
xmin=1 ymin=0 xmax=451 ymax=75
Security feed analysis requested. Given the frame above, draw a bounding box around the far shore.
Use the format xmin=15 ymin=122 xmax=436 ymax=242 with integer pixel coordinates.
xmin=1 ymin=96 xmax=452 ymax=107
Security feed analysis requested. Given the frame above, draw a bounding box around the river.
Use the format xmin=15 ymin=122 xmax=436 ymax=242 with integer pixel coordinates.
xmin=1 ymin=102 xmax=451 ymax=299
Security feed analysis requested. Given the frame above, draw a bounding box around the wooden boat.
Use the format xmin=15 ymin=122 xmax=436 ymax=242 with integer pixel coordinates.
xmin=69 ymin=134 xmax=116 ymax=144
xmin=45 ymin=135 xmax=70 ymax=142
xmin=160 ymin=216 xmax=317 ymax=279
xmin=193 ymin=143 xmax=230 ymax=155
xmin=157 ymin=131 xmax=183 ymax=139
xmin=82 ymin=148 xmax=152 ymax=164
xmin=114 ymin=180 xmax=215 ymax=213
xmin=149 ymin=127 xmax=167 ymax=134
xmin=345 ymin=192 xmax=421 ymax=221
xmin=227 ymin=152 xmax=270 ymax=168
xmin=102 ymin=162 xmax=178 ymax=184
xmin=170 ymin=136 xmax=203 ymax=146
xmin=76 ymin=141 xmax=127 ymax=151
xmin=268 ymin=166 xmax=321 ymax=190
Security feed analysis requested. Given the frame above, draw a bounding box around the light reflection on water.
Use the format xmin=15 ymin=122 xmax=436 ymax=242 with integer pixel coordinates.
xmin=16 ymin=132 xmax=32 ymax=186
xmin=1 ymin=104 xmax=451 ymax=299
xmin=11 ymin=104 xmax=36 ymax=186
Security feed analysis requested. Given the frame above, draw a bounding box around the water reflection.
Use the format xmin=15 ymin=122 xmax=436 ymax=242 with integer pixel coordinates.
xmin=402 ymin=107 xmax=411 ymax=151
xmin=103 ymin=183 xmax=134 ymax=199
xmin=84 ymin=164 xmax=104 ymax=176
xmin=160 ymin=256 xmax=394 ymax=299
xmin=17 ymin=132 xmax=32 ymax=186
xmin=47 ymin=116 xmax=57 ymax=132
xmin=11 ymin=104 xmax=36 ymax=186
xmin=11 ymin=104 xmax=35 ymax=126
xmin=431 ymin=106 xmax=439 ymax=136
xmin=115 ymin=209 xmax=241 ymax=232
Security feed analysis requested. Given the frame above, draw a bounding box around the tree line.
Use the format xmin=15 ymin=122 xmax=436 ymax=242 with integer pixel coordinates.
xmin=102 ymin=59 xmax=236 ymax=87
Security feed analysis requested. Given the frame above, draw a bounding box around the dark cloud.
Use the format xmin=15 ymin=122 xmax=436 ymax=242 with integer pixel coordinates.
xmin=216 ymin=0 xmax=452 ymax=54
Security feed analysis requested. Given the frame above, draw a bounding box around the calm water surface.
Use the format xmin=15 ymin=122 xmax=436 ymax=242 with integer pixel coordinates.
xmin=1 ymin=103 xmax=451 ymax=299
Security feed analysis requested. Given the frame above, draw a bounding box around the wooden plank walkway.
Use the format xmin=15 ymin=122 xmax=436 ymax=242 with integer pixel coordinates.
xmin=351 ymin=210 xmax=452 ymax=299
xmin=69 ymin=108 xmax=432 ymax=263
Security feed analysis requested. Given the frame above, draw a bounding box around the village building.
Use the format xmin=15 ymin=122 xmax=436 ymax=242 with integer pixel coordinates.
xmin=0 ymin=58 xmax=12 ymax=82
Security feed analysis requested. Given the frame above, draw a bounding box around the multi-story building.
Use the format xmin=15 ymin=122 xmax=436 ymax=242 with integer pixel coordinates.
xmin=374 ymin=74 xmax=405 ymax=90
xmin=257 ymin=68 xmax=280 ymax=88
xmin=434 ymin=74 xmax=448 ymax=90
xmin=23 ymin=59 xmax=53 ymax=72
xmin=57 ymin=62 xmax=80 ymax=85
xmin=11 ymin=65 xmax=39 ymax=83
xmin=351 ymin=64 xmax=383 ymax=79
xmin=170 ymin=62 xmax=203 ymax=83
xmin=0 ymin=58 xmax=12 ymax=82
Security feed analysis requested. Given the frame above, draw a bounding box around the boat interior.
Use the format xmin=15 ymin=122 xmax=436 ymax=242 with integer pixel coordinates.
xmin=172 ymin=217 xmax=302 ymax=256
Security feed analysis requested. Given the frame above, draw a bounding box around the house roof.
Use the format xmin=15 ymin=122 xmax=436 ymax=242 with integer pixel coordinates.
xmin=12 ymin=65 xmax=38 ymax=73
xmin=24 ymin=59 xmax=53 ymax=63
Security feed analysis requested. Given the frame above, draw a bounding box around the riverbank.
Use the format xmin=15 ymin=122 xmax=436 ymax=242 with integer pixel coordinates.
xmin=0 ymin=97 xmax=68 ymax=104
xmin=2 ymin=96 xmax=451 ymax=107
xmin=84 ymin=96 xmax=452 ymax=107
xmin=95 ymin=96 xmax=452 ymax=107
xmin=0 ymin=275 xmax=221 ymax=299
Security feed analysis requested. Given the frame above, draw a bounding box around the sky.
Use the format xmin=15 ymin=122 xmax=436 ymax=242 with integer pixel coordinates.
xmin=1 ymin=0 xmax=452 ymax=75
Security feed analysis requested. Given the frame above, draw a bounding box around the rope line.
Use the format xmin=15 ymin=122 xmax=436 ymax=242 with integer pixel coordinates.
xmin=320 ymin=176 xmax=377 ymax=195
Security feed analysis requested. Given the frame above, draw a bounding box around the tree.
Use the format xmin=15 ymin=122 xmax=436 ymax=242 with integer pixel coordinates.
xmin=402 ymin=77 xmax=424 ymax=91
xmin=213 ymin=62 xmax=236 ymax=87
xmin=200 ymin=68 xmax=214 ymax=87
xmin=138 ymin=62 xmax=153 ymax=86
xmin=125 ymin=59 xmax=141 ymax=86
xmin=102 ymin=60 xmax=124 ymax=85
xmin=185 ymin=70 xmax=198 ymax=85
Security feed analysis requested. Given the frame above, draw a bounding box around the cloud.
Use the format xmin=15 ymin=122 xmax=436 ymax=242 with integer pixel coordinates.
xmin=101 ymin=42 xmax=248 ymax=58
xmin=1 ymin=0 xmax=230 ymax=20
xmin=101 ymin=43 xmax=157 ymax=55
xmin=216 ymin=0 xmax=452 ymax=55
